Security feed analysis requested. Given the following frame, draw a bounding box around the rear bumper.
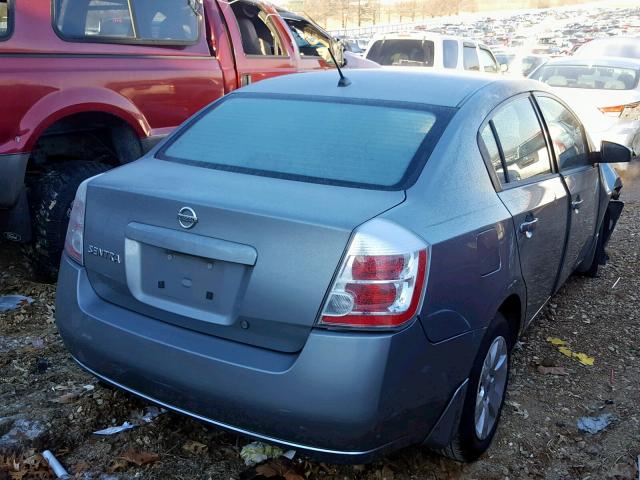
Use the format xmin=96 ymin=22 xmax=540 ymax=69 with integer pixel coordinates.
xmin=56 ymin=254 xmax=482 ymax=462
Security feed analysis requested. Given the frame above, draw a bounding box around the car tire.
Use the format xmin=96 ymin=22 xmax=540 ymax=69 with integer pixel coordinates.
xmin=440 ymin=313 xmax=511 ymax=462
xmin=23 ymin=161 xmax=111 ymax=282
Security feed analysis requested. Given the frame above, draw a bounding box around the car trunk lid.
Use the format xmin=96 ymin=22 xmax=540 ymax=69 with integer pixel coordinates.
xmin=83 ymin=158 xmax=405 ymax=353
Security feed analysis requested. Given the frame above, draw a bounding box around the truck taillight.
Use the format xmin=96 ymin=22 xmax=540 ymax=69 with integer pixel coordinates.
xmin=320 ymin=219 xmax=429 ymax=328
xmin=64 ymin=178 xmax=92 ymax=265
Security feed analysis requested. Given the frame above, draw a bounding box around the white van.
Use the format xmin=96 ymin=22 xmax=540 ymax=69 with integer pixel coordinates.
xmin=364 ymin=32 xmax=501 ymax=73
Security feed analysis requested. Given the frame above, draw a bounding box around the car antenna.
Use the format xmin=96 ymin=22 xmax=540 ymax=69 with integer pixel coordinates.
xmin=327 ymin=45 xmax=351 ymax=87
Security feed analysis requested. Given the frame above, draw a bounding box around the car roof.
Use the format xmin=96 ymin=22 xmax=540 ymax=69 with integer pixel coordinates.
xmin=368 ymin=31 xmax=477 ymax=44
xmin=239 ymin=69 xmax=540 ymax=108
xmin=540 ymin=56 xmax=640 ymax=69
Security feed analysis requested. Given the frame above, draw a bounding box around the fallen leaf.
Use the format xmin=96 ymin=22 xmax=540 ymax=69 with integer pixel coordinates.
xmin=107 ymin=458 xmax=129 ymax=473
xmin=537 ymin=365 xmax=569 ymax=376
xmin=118 ymin=450 xmax=160 ymax=467
xmin=182 ymin=440 xmax=208 ymax=455
xmin=51 ymin=392 xmax=80 ymax=404
xmin=574 ymin=352 xmax=595 ymax=366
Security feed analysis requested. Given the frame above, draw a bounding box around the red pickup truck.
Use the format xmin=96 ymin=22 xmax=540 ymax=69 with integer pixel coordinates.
xmin=0 ymin=0 xmax=342 ymax=279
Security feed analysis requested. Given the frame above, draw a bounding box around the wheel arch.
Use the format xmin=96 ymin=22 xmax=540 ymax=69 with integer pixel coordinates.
xmin=497 ymin=294 xmax=523 ymax=347
xmin=19 ymin=88 xmax=150 ymax=154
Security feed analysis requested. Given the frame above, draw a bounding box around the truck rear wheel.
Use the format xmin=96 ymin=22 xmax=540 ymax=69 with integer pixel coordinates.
xmin=23 ymin=161 xmax=111 ymax=282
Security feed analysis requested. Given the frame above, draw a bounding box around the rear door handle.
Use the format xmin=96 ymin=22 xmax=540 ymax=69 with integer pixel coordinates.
xmin=520 ymin=217 xmax=539 ymax=238
xmin=571 ymin=198 xmax=584 ymax=211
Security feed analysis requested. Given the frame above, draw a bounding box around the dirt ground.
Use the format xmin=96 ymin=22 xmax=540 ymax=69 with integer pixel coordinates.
xmin=1 ymin=172 xmax=639 ymax=480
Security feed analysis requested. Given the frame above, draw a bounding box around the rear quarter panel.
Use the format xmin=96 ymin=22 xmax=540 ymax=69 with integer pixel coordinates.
xmin=383 ymin=84 xmax=527 ymax=342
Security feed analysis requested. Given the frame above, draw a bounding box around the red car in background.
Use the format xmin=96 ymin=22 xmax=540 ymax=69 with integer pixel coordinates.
xmin=0 ymin=0 xmax=342 ymax=278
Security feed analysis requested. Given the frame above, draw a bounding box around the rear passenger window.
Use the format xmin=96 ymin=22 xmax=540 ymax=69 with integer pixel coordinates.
xmin=54 ymin=0 xmax=201 ymax=44
xmin=0 ymin=0 xmax=10 ymax=38
xmin=463 ymin=45 xmax=480 ymax=71
xmin=231 ymin=1 xmax=286 ymax=56
xmin=536 ymin=96 xmax=589 ymax=170
xmin=480 ymin=126 xmax=506 ymax=184
xmin=443 ymin=40 xmax=459 ymax=69
xmin=491 ymin=97 xmax=552 ymax=183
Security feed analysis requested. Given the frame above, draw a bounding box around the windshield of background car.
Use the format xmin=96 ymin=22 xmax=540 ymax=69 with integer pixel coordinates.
xmin=366 ymin=39 xmax=435 ymax=67
xmin=158 ymin=95 xmax=454 ymax=190
xmin=531 ymin=64 xmax=640 ymax=90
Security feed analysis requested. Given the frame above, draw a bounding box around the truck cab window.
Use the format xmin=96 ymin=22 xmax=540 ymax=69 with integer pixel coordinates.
xmin=0 ymin=0 xmax=10 ymax=38
xmin=231 ymin=1 xmax=285 ymax=56
xmin=54 ymin=0 xmax=200 ymax=44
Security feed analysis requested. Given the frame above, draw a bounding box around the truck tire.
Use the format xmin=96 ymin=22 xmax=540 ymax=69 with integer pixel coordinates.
xmin=23 ymin=161 xmax=111 ymax=281
xmin=440 ymin=313 xmax=511 ymax=462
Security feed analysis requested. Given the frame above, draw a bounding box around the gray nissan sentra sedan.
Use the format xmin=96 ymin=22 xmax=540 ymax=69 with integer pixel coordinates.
xmin=55 ymin=69 xmax=630 ymax=463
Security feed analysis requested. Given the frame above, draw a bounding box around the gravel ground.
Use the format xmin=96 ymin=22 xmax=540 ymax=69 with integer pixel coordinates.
xmin=1 ymin=170 xmax=639 ymax=480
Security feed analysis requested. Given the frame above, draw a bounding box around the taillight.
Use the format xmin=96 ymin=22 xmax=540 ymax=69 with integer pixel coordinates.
xmin=319 ymin=219 xmax=429 ymax=328
xmin=599 ymin=102 xmax=640 ymax=118
xmin=64 ymin=178 xmax=92 ymax=265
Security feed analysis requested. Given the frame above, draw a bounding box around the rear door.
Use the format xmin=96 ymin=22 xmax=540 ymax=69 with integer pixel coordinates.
xmin=480 ymin=95 xmax=569 ymax=322
xmin=217 ymin=0 xmax=297 ymax=87
xmin=535 ymin=94 xmax=599 ymax=286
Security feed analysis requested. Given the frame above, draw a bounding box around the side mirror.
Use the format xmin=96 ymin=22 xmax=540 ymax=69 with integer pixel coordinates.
xmin=598 ymin=140 xmax=633 ymax=164
xmin=500 ymin=63 xmax=508 ymax=73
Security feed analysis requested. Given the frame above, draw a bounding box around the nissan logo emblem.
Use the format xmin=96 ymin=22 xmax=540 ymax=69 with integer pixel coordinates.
xmin=178 ymin=207 xmax=198 ymax=229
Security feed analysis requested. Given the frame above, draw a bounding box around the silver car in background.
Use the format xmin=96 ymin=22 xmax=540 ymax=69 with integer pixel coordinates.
xmin=530 ymin=56 xmax=640 ymax=156
xmin=574 ymin=36 xmax=640 ymax=59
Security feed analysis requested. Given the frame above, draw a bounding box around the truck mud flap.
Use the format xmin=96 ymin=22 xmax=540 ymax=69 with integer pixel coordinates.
xmin=0 ymin=188 xmax=32 ymax=243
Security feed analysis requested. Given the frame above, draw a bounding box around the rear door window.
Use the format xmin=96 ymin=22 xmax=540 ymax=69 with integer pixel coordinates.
xmin=491 ymin=97 xmax=552 ymax=183
xmin=536 ymin=96 xmax=589 ymax=170
xmin=443 ymin=39 xmax=459 ymax=69
xmin=0 ymin=0 xmax=11 ymax=38
xmin=366 ymin=39 xmax=435 ymax=67
xmin=463 ymin=44 xmax=480 ymax=71
xmin=159 ymin=94 xmax=454 ymax=190
xmin=231 ymin=1 xmax=286 ymax=56
xmin=54 ymin=0 xmax=201 ymax=44
xmin=480 ymin=125 xmax=506 ymax=185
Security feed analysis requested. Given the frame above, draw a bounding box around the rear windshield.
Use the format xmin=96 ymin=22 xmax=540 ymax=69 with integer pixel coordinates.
xmin=159 ymin=95 xmax=453 ymax=190
xmin=531 ymin=64 xmax=640 ymax=90
xmin=0 ymin=0 xmax=10 ymax=38
xmin=366 ymin=39 xmax=435 ymax=67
